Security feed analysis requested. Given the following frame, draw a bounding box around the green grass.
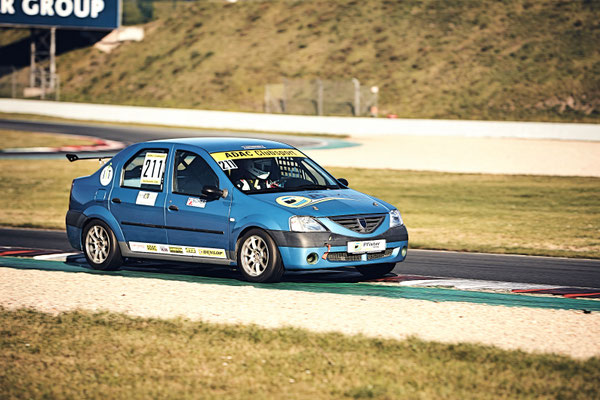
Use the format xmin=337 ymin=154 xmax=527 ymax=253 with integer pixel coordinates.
xmin=2 ymin=0 xmax=599 ymax=122
xmin=0 ymin=129 xmax=96 ymax=150
xmin=328 ymin=167 xmax=600 ymax=259
xmin=0 ymin=159 xmax=100 ymax=229
xmin=1 ymin=308 xmax=598 ymax=399
xmin=0 ymin=157 xmax=598 ymax=258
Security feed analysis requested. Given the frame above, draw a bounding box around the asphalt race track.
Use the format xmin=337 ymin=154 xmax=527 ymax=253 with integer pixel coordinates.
xmin=1 ymin=118 xmax=599 ymax=292
xmin=0 ymin=118 xmax=341 ymax=151
xmin=1 ymin=227 xmax=599 ymax=289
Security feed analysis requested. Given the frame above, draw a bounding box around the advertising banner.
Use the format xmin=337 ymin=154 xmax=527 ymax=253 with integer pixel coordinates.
xmin=0 ymin=0 xmax=121 ymax=29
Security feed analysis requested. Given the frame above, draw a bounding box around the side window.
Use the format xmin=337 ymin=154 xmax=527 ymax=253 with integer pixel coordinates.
xmin=121 ymin=149 xmax=168 ymax=191
xmin=173 ymin=150 xmax=218 ymax=197
xmin=302 ymin=160 xmax=327 ymax=185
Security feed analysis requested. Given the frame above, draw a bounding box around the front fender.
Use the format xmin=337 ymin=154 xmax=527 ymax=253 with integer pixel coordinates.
xmin=230 ymin=213 xmax=288 ymax=252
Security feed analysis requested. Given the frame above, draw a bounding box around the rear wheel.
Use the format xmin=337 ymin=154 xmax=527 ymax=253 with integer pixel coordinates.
xmin=82 ymin=220 xmax=123 ymax=271
xmin=237 ymin=229 xmax=284 ymax=283
xmin=356 ymin=263 xmax=395 ymax=279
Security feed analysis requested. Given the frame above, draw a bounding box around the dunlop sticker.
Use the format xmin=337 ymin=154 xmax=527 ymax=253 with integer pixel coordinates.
xmin=129 ymin=242 xmax=227 ymax=259
xmin=210 ymin=148 xmax=305 ymax=162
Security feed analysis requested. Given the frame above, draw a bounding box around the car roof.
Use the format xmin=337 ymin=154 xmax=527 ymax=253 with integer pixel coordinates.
xmin=148 ymin=137 xmax=295 ymax=153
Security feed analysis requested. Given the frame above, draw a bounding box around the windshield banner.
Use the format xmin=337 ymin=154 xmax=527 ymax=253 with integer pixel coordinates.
xmin=210 ymin=148 xmax=305 ymax=162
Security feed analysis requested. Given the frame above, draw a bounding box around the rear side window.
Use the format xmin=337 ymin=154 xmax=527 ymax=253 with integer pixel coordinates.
xmin=173 ymin=150 xmax=218 ymax=197
xmin=121 ymin=148 xmax=168 ymax=191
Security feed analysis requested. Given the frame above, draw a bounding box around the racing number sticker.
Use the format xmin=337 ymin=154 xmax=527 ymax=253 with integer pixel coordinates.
xmin=217 ymin=159 xmax=238 ymax=171
xmin=140 ymin=152 xmax=167 ymax=185
xmin=99 ymin=165 xmax=113 ymax=186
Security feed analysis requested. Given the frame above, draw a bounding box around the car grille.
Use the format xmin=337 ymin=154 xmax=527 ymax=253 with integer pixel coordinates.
xmin=327 ymin=248 xmax=393 ymax=262
xmin=329 ymin=214 xmax=386 ymax=234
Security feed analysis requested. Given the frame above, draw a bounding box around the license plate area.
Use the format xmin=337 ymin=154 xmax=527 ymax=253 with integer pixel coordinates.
xmin=347 ymin=239 xmax=386 ymax=254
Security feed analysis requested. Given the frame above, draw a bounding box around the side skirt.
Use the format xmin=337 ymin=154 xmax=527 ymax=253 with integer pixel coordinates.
xmin=118 ymin=242 xmax=235 ymax=266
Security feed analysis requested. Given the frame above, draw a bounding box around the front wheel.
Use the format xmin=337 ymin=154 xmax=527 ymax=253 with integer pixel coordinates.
xmin=82 ymin=219 xmax=123 ymax=271
xmin=356 ymin=263 xmax=396 ymax=279
xmin=237 ymin=229 xmax=284 ymax=283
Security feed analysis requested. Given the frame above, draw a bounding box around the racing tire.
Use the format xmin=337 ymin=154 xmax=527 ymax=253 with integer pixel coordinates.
xmin=236 ymin=229 xmax=285 ymax=283
xmin=355 ymin=263 xmax=396 ymax=279
xmin=82 ymin=219 xmax=123 ymax=271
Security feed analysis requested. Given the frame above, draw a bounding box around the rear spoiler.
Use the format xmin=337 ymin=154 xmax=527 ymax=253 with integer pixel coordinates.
xmin=66 ymin=153 xmax=113 ymax=162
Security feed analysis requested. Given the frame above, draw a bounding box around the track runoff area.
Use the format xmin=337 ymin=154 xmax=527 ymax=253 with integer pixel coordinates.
xmin=1 ymin=230 xmax=599 ymax=313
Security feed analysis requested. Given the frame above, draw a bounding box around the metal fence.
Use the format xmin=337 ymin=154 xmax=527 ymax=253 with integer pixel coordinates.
xmin=0 ymin=67 xmax=60 ymax=101
xmin=265 ymin=78 xmax=379 ymax=117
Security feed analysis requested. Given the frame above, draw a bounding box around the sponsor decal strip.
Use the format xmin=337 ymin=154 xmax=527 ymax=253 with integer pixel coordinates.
xmin=210 ymin=148 xmax=305 ymax=161
xmin=128 ymin=241 xmax=227 ymax=259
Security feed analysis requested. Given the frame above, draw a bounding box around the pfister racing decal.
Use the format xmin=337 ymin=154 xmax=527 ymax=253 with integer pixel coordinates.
xmin=210 ymin=148 xmax=305 ymax=161
xmin=129 ymin=242 xmax=226 ymax=259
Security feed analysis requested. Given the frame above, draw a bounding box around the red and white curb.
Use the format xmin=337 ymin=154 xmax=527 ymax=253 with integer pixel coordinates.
xmin=397 ymin=278 xmax=557 ymax=291
xmin=373 ymin=275 xmax=600 ymax=299
xmin=2 ymin=246 xmax=599 ymax=299
xmin=0 ymin=247 xmax=76 ymax=260
xmin=2 ymin=134 xmax=125 ymax=153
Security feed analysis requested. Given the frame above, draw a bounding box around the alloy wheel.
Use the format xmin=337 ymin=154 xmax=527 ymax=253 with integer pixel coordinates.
xmin=240 ymin=235 xmax=269 ymax=277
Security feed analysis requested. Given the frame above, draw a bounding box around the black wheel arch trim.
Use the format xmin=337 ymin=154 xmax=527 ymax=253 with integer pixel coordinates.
xmin=66 ymin=210 xmax=87 ymax=229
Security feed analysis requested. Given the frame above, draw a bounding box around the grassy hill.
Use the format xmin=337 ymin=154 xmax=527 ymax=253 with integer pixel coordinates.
xmin=2 ymin=0 xmax=600 ymax=122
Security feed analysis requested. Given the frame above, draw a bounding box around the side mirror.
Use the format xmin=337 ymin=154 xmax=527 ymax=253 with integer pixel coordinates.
xmin=202 ymin=185 xmax=227 ymax=199
xmin=337 ymin=178 xmax=349 ymax=187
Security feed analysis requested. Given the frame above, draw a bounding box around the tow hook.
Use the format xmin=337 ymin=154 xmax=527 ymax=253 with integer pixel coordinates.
xmin=322 ymin=243 xmax=331 ymax=260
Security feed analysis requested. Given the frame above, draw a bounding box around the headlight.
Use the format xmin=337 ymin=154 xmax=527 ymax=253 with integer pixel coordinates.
xmin=389 ymin=209 xmax=403 ymax=228
xmin=289 ymin=216 xmax=327 ymax=232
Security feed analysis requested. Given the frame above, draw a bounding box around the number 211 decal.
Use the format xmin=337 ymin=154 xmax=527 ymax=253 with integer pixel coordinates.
xmin=140 ymin=153 xmax=167 ymax=185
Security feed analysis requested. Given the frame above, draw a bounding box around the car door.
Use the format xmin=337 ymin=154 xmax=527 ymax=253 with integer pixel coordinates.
xmin=109 ymin=146 xmax=171 ymax=246
xmin=164 ymin=148 xmax=231 ymax=260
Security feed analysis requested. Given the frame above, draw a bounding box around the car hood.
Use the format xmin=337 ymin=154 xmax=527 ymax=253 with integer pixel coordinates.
xmin=250 ymin=189 xmax=392 ymax=217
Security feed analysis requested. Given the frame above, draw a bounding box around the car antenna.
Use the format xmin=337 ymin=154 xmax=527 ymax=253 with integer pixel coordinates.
xmin=66 ymin=153 xmax=113 ymax=163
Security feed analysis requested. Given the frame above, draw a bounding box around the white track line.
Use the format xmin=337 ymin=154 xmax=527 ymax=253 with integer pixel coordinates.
xmin=33 ymin=253 xmax=80 ymax=262
xmin=397 ymin=278 xmax=560 ymax=291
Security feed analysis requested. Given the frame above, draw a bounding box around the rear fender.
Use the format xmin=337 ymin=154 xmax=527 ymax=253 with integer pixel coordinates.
xmin=82 ymin=205 xmax=125 ymax=242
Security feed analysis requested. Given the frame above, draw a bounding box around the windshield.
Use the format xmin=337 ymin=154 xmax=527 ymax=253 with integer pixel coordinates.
xmin=210 ymin=148 xmax=343 ymax=194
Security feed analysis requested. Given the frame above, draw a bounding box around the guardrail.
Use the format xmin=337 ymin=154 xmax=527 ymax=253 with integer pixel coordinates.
xmin=0 ymin=99 xmax=598 ymax=141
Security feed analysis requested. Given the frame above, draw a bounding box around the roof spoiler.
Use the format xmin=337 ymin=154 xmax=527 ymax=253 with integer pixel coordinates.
xmin=66 ymin=153 xmax=113 ymax=162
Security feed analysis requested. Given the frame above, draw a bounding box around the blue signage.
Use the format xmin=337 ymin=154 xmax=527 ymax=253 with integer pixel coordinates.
xmin=0 ymin=0 xmax=121 ymax=29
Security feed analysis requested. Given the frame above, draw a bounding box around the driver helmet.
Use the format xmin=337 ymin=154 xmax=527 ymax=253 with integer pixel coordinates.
xmin=246 ymin=158 xmax=271 ymax=180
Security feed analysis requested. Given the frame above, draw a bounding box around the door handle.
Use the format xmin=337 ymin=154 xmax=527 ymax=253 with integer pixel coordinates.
xmin=168 ymin=205 xmax=179 ymax=211
xmin=111 ymin=198 xmax=121 ymax=204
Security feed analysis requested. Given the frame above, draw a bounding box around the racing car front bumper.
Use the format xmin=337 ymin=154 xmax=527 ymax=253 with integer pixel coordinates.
xmin=268 ymin=225 xmax=408 ymax=270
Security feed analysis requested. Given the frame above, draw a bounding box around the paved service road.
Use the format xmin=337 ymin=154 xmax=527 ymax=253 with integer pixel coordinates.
xmin=1 ymin=228 xmax=599 ymax=289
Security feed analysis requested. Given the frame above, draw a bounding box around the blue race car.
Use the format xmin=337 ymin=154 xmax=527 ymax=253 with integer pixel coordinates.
xmin=66 ymin=138 xmax=408 ymax=282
